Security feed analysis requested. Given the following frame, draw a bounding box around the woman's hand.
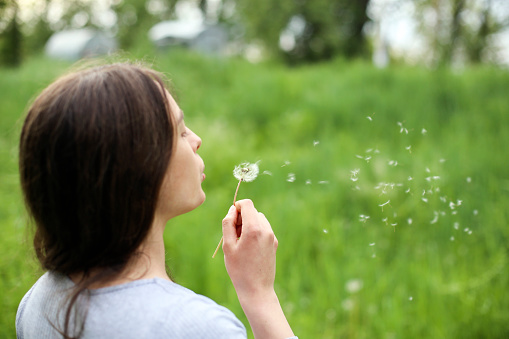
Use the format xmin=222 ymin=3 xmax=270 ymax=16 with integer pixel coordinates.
xmin=222 ymin=199 xmax=278 ymax=296
xmin=222 ymin=199 xmax=294 ymax=339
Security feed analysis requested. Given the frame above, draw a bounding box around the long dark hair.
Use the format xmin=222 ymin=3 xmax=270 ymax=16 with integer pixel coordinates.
xmin=19 ymin=63 xmax=175 ymax=337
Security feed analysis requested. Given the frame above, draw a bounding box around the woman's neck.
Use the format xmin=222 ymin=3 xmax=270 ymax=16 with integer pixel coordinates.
xmin=69 ymin=219 xmax=170 ymax=288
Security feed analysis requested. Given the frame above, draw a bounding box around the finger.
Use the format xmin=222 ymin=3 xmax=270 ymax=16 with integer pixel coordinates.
xmin=222 ymin=205 xmax=238 ymax=245
xmin=234 ymin=199 xmax=258 ymax=232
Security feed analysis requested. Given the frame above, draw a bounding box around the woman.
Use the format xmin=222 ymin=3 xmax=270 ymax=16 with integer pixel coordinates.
xmin=16 ymin=63 xmax=296 ymax=339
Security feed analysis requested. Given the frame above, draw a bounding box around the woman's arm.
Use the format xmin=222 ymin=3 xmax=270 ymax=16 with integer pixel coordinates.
xmin=222 ymin=199 xmax=295 ymax=339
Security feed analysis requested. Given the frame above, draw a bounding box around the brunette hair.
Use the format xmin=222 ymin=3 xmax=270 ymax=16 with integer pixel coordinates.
xmin=19 ymin=63 xmax=175 ymax=337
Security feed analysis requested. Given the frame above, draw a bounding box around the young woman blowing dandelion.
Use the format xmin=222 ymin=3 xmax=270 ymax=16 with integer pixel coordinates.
xmin=16 ymin=63 xmax=296 ymax=339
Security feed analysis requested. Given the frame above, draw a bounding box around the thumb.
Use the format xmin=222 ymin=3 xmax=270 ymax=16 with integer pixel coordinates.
xmin=222 ymin=205 xmax=238 ymax=246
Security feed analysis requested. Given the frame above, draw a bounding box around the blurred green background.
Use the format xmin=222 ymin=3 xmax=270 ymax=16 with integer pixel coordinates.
xmin=1 ymin=0 xmax=509 ymax=338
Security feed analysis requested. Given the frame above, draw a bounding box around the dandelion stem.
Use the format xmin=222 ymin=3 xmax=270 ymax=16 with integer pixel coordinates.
xmin=212 ymin=179 xmax=243 ymax=258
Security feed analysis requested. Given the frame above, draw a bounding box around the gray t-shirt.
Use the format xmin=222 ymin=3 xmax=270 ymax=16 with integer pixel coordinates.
xmin=16 ymin=271 xmax=247 ymax=338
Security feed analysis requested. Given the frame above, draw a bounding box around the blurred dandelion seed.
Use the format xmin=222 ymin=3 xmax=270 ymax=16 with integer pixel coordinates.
xmin=345 ymin=279 xmax=363 ymax=293
xmin=372 ymin=253 xmax=376 ymax=258
xmin=454 ymin=222 xmax=460 ymax=230
xmin=426 ymin=167 xmax=431 ymax=173
xmin=379 ymin=200 xmax=390 ymax=211
xmin=430 ymin=211 xmax=439 ymax=224
xmin=409 ymin=296 xmax=413 ymax=301
xmin=422 ymin=197 xmax=429 ymax=203
xmin=397 ymin=122 xmax=409 ymax=134
xmin=318 ymin=181 xmax=329 ymax=184
xmin=369 ymin=242 xmax=376 ymax=246
xmin=323 ymin=229 xmax=329 ymax=234
xmin=450 ymin=236 xmax=455 ymax=241
xmin=473 ymin=210 xmax=478 ymax=216
xmin=407 ymin=218 xmax=413 ymax=225
xmin=466 ymin=177 xmax=472 ymax=183
xmin=313 ymin=140 xmax=320 ymax=147
xmin=388 ymin=160 xmax=398 ymax=166
xmin=305 ymin=179 xmax=312 ymax=185
xmin=287 ymin=173 xmax=296 ymax=183
xmin=421 ymin=128 xmax=427 ymax=135
xmin=359 ymin=215 xmax=371 ymax=223
xmin=408 ymin=176 xmax=413 ymax=181
xmin=262 ymin=170 xmax=273 ymax=176
xmin=440 ymin=158 xmax=446 ymax=163
xmin=281 ymin=161 xmax=291 ymax=167
xmin=406 ymin=145 xmax=412 ymax=153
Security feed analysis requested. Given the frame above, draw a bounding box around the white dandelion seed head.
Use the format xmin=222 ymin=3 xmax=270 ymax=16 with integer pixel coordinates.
xmin=345 ymin=279 xmax=363 ymax=294
xmin=233 ymin=162 xmax=259 ymax=182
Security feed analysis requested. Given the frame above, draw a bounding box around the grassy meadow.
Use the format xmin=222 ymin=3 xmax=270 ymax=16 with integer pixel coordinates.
xmin=1 ymin=50 xmax=508 ymax=338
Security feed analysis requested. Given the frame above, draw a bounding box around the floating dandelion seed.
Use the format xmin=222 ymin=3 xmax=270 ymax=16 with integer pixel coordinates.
xmin=466 ymin=177 xmax=472 ymax=183
xmin=305 ymin=179 xmax=312 ymax=185
xmin=422 ymin=128 xmax=427 ymax=135
xmin=281 ymin=161 xmax=291 ymax=167
xmin=430 ymin=211 xmax=439 ymax=224
xmin=422 ymin=197 xmax=429 ymax=203
xmin=213 ymin=161 xmax=259 ymax=258
xmin=397 ymin=122 xmax=409 ymax=134
xmin=454 ymin=222 xmax=460 ymax=230
xmin=406 ymin=145 xmax=412 ymax=153
xmin=473 ymin=210 xmax=478 ymax=216
xmin=323 ymin=229 xmax=329 ymax=234
xmin=408 ymin=176 xmax=413 ymax=181
xmin=379 ymin=200 xmax=390 ymax=211
xmin=369 ymin=242 xmax=376 ymax=246
xmin=450 ymin=236 xmax=455 ymax=241
xmin=440 ymin=158 xmax=446 ymax=163
xmin=367 ymin=116 xmax=373 ymax=121
xmin=407 ymin=218 xmax=413 ymax=225
xmin=359 ymin=215 xmax=370 ymax=223
xmin=313 ymin=140 xmax=320 ymax=147
xmin=409 ymin=296 xmax=413 ymax=301
xmin=318 ymin=181 xmax=330 ymax=185
xmin=287 ymin=173 xmax=296 ymax=183
xmin=262 ymin=170 xmax=273 ymax=176
xmin=388 ymin=160 xmax=398 ymax=166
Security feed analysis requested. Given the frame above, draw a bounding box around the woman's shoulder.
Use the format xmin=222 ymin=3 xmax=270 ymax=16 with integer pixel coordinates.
xmin=86 ymin=277 xmax=247 ymax=338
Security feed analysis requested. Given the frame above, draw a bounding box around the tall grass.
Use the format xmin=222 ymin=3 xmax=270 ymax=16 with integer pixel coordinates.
xmin=1 ymin=51 xmax=508 ymax=338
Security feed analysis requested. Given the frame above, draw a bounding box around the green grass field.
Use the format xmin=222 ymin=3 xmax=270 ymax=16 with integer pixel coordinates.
xmin=1 ymin=50 xmax=508 ymax=338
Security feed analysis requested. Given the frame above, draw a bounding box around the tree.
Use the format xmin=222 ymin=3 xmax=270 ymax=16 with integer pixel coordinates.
xmin=0 ymin=0 xmax=22 ymax=67
xmin=235 ymin=0 xmax=372 ymax=63
xmin=414 ymin=0 xmax=509 ymax=65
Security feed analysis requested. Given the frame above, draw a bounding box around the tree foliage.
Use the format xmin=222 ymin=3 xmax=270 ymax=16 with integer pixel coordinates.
xmin=235 ymin=0 xmax=371 ymax=63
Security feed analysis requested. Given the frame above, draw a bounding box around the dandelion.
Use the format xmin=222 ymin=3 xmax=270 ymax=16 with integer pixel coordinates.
xmin=213 ymin=162 xmax=259 ymax=258
xmin=233 ymin=162 xmax=260 ymax=182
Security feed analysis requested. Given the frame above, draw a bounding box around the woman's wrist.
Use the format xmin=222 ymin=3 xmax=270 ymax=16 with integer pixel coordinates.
xmin=236 ymin=288 xmax=295 ymax=339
